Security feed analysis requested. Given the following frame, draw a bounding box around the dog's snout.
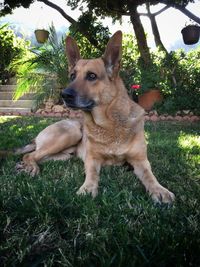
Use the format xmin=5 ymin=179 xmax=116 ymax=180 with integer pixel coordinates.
xmin=61 ymin=88 xmax=76 ymax=101
xmin=62 ymin=87 xmax=95 ymax=111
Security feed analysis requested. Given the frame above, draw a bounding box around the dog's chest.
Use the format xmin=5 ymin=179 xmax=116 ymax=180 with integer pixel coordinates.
xmin=85 ymin=124 xmax=133 ymax=161
xmin=87 ymin=123 xmax=131 ymax=144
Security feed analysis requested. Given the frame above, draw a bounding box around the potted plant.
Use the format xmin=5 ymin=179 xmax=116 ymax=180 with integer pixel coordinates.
xmin=129 ymin=63 xmax=164 ymax=111
xmin=131 ymin=84 xmax=163 ymax=111
xmin=138 ymin=88 xmax=163 ymax=111
xmin=34 ymin=29 xmax=49 ymax=43
xmin=181 ymin=23 xmax=200 ymax=45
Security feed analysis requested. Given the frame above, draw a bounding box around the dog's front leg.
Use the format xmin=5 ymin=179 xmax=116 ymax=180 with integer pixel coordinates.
xmin=77 ymin=156 xmax=101 ymax=198
xmin=129 ymin=158 xmax=175 ymax=204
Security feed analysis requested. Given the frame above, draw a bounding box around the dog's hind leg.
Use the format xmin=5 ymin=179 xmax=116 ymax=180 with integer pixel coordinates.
xmin=41 ymin=147 xmax=76 ymax=162
xmin=21 ymin=145 xmax=76 ymax=176
xmin=16 ymin=119 xmax=82 ymax=176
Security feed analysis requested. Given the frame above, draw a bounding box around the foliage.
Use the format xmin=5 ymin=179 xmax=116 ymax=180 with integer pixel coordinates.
xmin=0 ymin=23 xmax=29 ymax=84
xmin=154 ymin=48 xmax=200 ymax=114
xmin=120 ymin=33 xmax=141 ymax=89
xmin=0 ymin=116 xmax=200 ymax=266
xmin=0 ymin=0 xmax=34 ymax=16
xmin=120 ymin=35 xmax=168 ymax=94
xmin=1 ymin=0 xmax=199 ymax=70
xmin=0 ymin=0 xmax=196 ymax=16
xmin=69 ymin=11 xmax=110 ymax=53
xmin=13 ymin=25 xmax=68 ymax=105
xmin=119 ymin=35 xmax=200 ymax=114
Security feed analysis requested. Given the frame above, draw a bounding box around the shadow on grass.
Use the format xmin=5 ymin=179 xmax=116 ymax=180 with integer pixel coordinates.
xmin=0 ymin=116 xmax=59 ymax=149
xmin=145 ymin=121 xmax=199 ymax=198
xmin=0 ymin=117 xmax=200 ymax=267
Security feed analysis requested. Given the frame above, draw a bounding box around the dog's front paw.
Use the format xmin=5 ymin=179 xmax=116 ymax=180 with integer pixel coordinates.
xmin=77 ymin=182 xmax=98 ymax=198
xmin=149 ymin=185 xmax=175 ymax=204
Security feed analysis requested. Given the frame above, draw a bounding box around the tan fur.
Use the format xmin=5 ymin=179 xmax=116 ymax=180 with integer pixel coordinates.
xmin=13 ymin=31 xmax=174 ymax=204
xmin=15 ymin=119 xmax=82 ymax=176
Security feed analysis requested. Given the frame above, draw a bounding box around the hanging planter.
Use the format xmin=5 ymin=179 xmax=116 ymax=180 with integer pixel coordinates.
xmin=181 ymin=25 xmax=200 ymax=45
xmin=34 ymin=29 xmax=49 ymax=43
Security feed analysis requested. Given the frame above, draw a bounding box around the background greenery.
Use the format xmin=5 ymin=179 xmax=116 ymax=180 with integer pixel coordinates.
xmin=11 ymin=25 xmax=68 ymax=106
xmin=1 ymin=23 xmax=200 ymax=114
xmin=0 ymin=116 xmax=200 ymax=266
xmin=0 ymin=23 xmax=29 ymax=84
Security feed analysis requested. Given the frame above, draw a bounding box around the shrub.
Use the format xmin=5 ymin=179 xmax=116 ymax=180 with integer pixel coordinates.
xmin=120 ymin=37 xmax=200 ymax=114
xmin=155 ymin=49 xmax=200 ymax=115
xmin=0 ymin=23 xmax=29 ymax=84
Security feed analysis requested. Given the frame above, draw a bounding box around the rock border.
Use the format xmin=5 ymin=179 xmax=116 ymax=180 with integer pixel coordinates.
xmin=0 ymin=104 xmax=199 ymax=122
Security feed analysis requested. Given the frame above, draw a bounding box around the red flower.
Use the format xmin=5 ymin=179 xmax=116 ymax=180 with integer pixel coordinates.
xmin=131 ymin=84 xmax=141 ymax=90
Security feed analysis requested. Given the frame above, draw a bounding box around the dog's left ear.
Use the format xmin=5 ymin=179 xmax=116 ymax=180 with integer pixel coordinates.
xmin=102 ymin=31 xmax=122 ymax=78
xmin=66 ymin=36 xmax=81 ymax=71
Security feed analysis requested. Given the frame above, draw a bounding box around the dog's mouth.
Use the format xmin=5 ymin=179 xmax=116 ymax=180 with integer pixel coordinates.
xmin=61 ymin=88 xmax=96 ymax=111
xmin=64 ymin=99 xmax=96 ymax=111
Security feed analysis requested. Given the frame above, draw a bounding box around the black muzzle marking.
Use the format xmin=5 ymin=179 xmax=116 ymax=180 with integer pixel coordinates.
xmin=61 ymin=88 xmax=96 ymax=111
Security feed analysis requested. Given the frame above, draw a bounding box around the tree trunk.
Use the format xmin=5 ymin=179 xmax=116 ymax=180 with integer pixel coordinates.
xmin=128 ymin=2 xmax=152 ymax=66
xmin=146 ymin=4 xmax=168 ymax=53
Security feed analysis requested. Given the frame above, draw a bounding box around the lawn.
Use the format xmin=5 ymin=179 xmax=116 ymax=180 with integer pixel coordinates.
xmin=0 ymin=116 xmax=200 ymax=267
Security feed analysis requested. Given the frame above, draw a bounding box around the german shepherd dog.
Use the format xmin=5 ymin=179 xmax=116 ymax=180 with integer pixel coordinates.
xmin=5 ymin=31 xmax=175 ymax=204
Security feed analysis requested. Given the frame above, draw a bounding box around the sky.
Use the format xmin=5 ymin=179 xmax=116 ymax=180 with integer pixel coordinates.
xmin=0 ymin=0 xmax=200 ymax=51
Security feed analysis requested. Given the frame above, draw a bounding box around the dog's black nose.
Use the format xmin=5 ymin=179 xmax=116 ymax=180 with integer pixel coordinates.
xmin=61 ymin=88 xmax=76 ymax=101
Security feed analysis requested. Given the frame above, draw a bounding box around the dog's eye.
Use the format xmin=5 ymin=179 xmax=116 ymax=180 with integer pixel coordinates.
xmin=70 ymin=73 xmax=76 ymax=81
xmin=86 ymin=72 xmax=97 ymax=81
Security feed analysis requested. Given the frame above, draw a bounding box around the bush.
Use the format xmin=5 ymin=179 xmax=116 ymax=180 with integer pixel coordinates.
xmin=0 ymin=23 xmax=29 ymax=84
xmin=120 ymin=37 xmax=200 ymax=114
xmin=154 ymin=49 xmax=200 ymax=115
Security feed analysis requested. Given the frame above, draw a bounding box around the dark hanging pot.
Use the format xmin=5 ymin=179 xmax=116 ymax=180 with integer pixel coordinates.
xmin=181 ymin=25 xmax=200 ymax=45
xmin=34 ymin=29 xmax=49 ymax=43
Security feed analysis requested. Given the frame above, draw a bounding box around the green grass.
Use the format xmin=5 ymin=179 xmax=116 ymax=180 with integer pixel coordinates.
xmin=0 ymin=116 xmax=200 ymax=267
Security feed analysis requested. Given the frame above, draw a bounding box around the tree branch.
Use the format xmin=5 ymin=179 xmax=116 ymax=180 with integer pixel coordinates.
xmin=154 ymin=6 xmax=170 ymax=16
xmin=139 ymin=5 xmax=170 ymax=17
xmin=38 ymin=0 xmax=77 ymax=24
xmin=160 ymin=0 xmax=200 ymax=25
xmin=38 ymin=0 xmax=99 ymax=48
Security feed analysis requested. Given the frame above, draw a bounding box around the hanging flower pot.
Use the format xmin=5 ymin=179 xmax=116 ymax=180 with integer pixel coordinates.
xmin=181 ymin=25 xmax=200 ymax=45
xmin=34 ymin=29 xmax=49 ymax=43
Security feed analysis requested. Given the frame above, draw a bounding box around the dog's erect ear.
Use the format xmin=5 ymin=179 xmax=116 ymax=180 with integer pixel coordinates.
xmin=66 ymin=36 xmax=81 ymax=70
xmin=102 ymin=31 xmax=122 ymax=78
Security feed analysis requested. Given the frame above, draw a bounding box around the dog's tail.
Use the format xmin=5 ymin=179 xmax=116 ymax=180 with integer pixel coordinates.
xmin=0 ymin=140 xmax=36 ymax=158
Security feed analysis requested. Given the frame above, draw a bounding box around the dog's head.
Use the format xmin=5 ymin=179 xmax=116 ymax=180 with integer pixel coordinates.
xmin=62 ymin=31 xmax=122 ymax=111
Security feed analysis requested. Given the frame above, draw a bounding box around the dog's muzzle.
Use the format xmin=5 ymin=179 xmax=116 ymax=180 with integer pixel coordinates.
xmin=61 ymin=88 xmax=96 ymax=111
